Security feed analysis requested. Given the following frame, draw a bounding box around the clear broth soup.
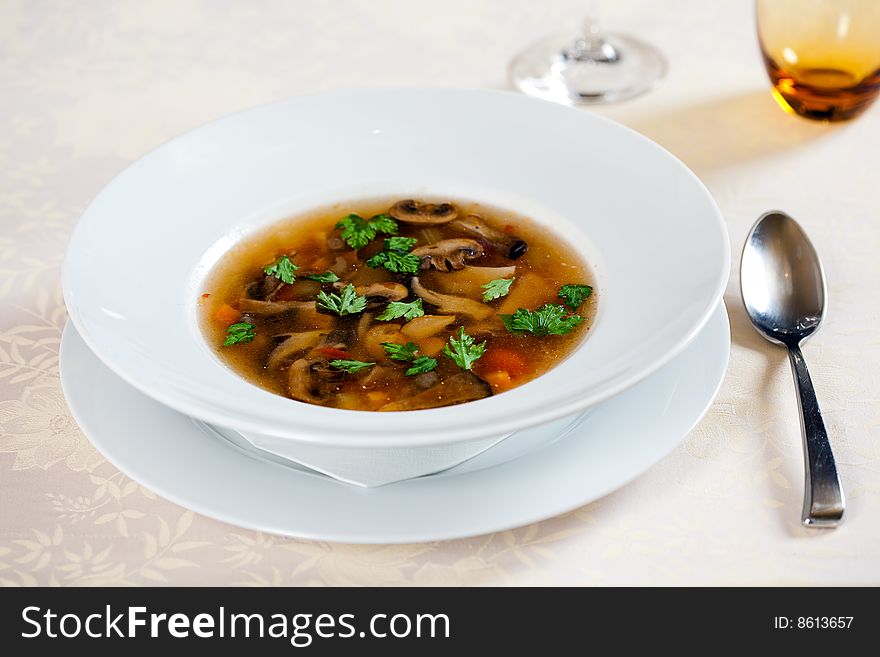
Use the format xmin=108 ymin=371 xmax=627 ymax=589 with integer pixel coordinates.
xmin=199 ymin=198 xmax=596 ymax=411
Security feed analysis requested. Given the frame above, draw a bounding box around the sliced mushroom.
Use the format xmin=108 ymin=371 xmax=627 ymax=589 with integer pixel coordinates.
xmin=243 ymin=279 xmax=264 ymax=300
xmin=358 ymin=363 xmax=398 ymax=389
xmin=320 ymin=324 xmax=356 ymax=349
xmin=252 ymin=250 xmax=297 ymax=300
xmin=379 ymin=371 xmax=492 ymax=411
xmin=451 ymin=214 xmax=528 ymax=259
xmin=262 ymin=276 xmax=289 ymax=301
xmin=389 ymin=199 xmax=458 ymax=225
xmin=363 ymin=324 xmax=406 ymax=360
xmin=266 ymin=331 xmax=327 ymax=369
xmin=334 ymin=281 xmax=408 ymax=301
xmin=356 ymin=312 xmax=374 ymax=343
xmin=465 ymin=317 xmax=507 ymax=338
xmin=400 ymin=314 xmax=456 ymax=339
xmin=410 ymin=277 xmax=493 ymax=320
xmin=411 ymin=371 xmax=441 ymax=390
xmin=287 ymin=356 xmax=345 ymax=404
xmin=411 ymin=238 xmax=485 ymax=272
xmin=238 ymin=299 xmax=316 ymax=315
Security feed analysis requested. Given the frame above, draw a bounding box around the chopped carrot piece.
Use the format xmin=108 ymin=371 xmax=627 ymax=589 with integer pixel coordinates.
xmin=479 ymin=348 xmax=527 ymax=377
xmin=213 ymin=304 xmax=241 ymax=326
xmin=483 ymin=370 xmax=512 ymax=392
xmin=316 ymin=347 xmax=352 ymax=360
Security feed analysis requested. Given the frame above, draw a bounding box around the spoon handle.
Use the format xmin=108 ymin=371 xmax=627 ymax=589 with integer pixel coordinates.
xmin=787 ymin=344 xmax=845 ymax=527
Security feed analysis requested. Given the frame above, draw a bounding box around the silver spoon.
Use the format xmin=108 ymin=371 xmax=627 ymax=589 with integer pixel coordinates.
xmin=740 ymin=210 xmax=844 ymax=527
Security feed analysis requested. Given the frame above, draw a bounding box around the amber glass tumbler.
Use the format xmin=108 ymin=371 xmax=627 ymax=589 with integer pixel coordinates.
xmin=757 ymin=0 xmax=880 ymax=121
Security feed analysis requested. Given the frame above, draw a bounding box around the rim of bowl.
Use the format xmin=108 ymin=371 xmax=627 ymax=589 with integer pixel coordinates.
xmin=62 ymin=87 xmax=730 ymax=448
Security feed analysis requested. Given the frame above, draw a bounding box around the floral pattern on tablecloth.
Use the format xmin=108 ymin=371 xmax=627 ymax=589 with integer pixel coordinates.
xmin=1 ymin=0 xmax=878 ymax=586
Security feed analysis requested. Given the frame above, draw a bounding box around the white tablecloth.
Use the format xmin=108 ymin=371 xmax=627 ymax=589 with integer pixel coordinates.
xmin=1 ymin=0 xmax=878 ymax=585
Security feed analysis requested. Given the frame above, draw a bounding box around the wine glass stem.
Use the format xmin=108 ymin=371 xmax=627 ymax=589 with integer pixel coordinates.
xmin=567 ymin=2 xmax=619 ymax=63
xmin=582 ymin=0 xmax=603 ymax=48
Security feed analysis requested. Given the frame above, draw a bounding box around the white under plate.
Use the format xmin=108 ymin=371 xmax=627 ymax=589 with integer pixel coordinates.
xmin=59 ymin=304 xmax=729 ymax=543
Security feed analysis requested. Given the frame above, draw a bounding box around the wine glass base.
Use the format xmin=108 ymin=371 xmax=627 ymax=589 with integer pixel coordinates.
xmin=509 ymin=32 xmax=667 ymax=105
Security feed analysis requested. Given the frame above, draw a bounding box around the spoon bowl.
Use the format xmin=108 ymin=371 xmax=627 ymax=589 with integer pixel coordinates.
xmin=741 ymin=210 xmax=844 ymax=527
xmin=741 ymin=211 xmax=826 ymax=346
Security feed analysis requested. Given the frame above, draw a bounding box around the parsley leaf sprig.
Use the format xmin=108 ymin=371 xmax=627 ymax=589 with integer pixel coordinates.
xmin=336 ymin=213 xmax=399 ymax=250
xmin=558 ymin=284 xmax=593 ymax=310
xmin=366 ymin=237 xmax=421 ymax=275
xmin=223 ymin=322 xmax=256 ymax=346
xmin=383 ymin=236 xmax=418 ymax=252
xmin=367 ymin=250 xmax=421 ymax=274
xmin=376 ymin=298 xmax=425 ymax=322
xmin=263 ymin=255 xmax=299 ymax=285
xmin=442 ymin=327 xmax=486 ymax=371
xmin=381 ymin=341 xmax=438 ymax=376
xmin=329 ymin=359 xmax=375 ymax=374
xmin=303 ymin=271 xmax=341 ymax=283
xmin=406 ymin=356 xmax=438 ymax=377
xmin=481 ymin=277 xmax=515 ymax=302
xmin=367 ymin=214 xmax=398 ymax=235
xmin=316 ymin=284 xmax=368 ymax=316
xmin=500 ymin=303 xmax=583 ymax=336
xmin=382 ymin=341 xmax=419 ymax=361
